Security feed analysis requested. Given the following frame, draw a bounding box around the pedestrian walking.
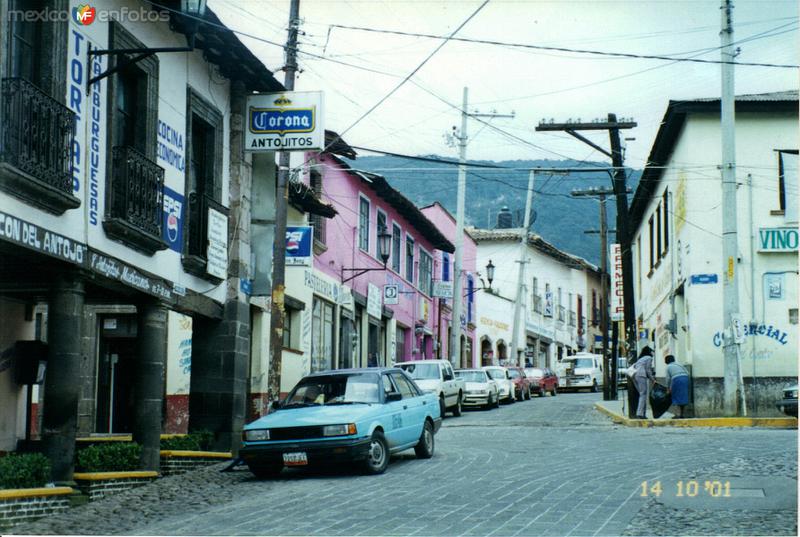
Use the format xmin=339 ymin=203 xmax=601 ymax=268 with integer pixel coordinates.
xmin=664 ymin=354 xmax=690 ymax=418
xmin=632 ymin=346 xmax=655 ymax=419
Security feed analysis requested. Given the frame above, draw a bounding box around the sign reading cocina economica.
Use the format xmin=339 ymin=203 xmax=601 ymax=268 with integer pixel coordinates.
xmin=245 ymin=92 xmax=324 ymax=151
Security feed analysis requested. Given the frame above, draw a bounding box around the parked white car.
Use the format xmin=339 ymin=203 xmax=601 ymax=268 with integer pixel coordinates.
xmin=557 ymin=353 xmax=603 ymax=392
xmin=481 ymin=366 xmax=516 ymax=403
xmin=455 ymin=369 xmax=500 ymax=409
xmin=398 ymin=360 xmax=465 ymax=417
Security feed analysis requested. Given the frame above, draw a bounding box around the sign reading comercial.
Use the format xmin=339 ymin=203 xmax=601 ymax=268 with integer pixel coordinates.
xmin=245 ymin=91 xmax=324 ymax=151
xmin=609 ymin=243 xmax=624 ymax=321
xmin=286 ymin=226 xmax=312 ymax=266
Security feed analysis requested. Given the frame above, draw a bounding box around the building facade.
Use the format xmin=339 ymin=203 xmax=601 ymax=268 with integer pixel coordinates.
xmin=629 ymin=91 xmax=798 ymax=416
xmin=0 ymin=0 xmax=283 ymax=481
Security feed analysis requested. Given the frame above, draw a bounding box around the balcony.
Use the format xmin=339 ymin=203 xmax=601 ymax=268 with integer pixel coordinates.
xmin=182 ymin=192 xmax=228 ymax=280
xmin=103 ymin=146 xmax=167 ymax=255
xmin=0 ymin=78 xmax=79 ymax=214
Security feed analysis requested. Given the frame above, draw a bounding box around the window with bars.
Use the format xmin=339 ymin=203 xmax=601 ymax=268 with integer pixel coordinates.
xmin=359 ymin=197 xmax=370 ymax=251
xmin=405 ymin=235 xmax=415 ymax=283
xmin=419 ymin=249 xmax=433 ymax=296
xmin=392 ymin=223 xmax=401 ymax=273
xmin=376 ymin=210 xmax=387 ymax=259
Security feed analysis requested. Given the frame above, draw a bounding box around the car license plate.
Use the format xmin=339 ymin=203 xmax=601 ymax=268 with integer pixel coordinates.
xmin=282 ymin=452 xmax=308 ymax=466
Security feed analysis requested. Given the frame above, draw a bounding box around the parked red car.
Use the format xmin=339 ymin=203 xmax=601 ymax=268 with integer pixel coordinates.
xmin=506 ymin=367 xmax=532 ymax=400
xmin=524 ymin=367 xmax=559 ymax=396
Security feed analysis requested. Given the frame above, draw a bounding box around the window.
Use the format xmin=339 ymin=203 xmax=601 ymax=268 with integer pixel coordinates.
xmin=376 ymin=210 xmax=387 ymax=259
xmin=183 ymin=88 xmax=224 ymax=275
xmin=443 ymin=253 xmax=450 ymax=282
xmin=396 ymin=326 xmax=407 ymax=361
xmin=655 ymin=205 xmax=662 ymax=262
xmin=778 ymin=150 xmax=799 ymax=222
xmin=648 ymin=215 xmax=655 ymax=273
xmin=359 ymin=197 xmax=370 ymax=251
xmin=310 ymin=168 xmax=326 ymax=244
xmin=283 ymin=307 xmax=295 ymax=349
xmin=577 ymin=294 xmax=583 ymax=331
xmin=8 ymin=0 xmax=41 ymax=84
xmin=591 ymin=289 xmax=598 ymax=326
xmin=467 ymin=275 xmax=475 ymax=323
xmin=339 ymin=315 xmax=356 ymax=369
xmin=533 ymin=277 xmax=542 ymax=313
xmin=311 ymin=298 xmax=335 ymax=373
xmin=405 ymin=235 xmax=415 ymax=282
xmin=419 ymin=249 xmax=433 ymax=295
xmin=390 ymin=373 xmax=419 ymax=398
xmin=391 ymin=224 xmax=401 ymax=273
xmin=662 ymin=190 xmax=669 ymax=256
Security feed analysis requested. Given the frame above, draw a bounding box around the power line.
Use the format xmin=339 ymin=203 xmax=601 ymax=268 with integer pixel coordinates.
xmin=328 ymin=24 xmax=799 ymax=69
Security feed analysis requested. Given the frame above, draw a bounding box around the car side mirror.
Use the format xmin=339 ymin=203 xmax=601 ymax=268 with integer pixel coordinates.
xmin=270 ymin=400 xmax=282 ymax=411
xmin=386 ymin=392 xmax=402 ymax=402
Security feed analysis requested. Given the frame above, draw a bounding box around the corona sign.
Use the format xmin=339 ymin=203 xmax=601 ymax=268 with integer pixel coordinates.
xmin=245 ymin=91 xmax=324 ymax=152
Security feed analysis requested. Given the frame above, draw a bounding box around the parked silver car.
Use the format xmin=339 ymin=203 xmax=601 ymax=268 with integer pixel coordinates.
xmin=455 ymin=369 xmax=500 ymax=409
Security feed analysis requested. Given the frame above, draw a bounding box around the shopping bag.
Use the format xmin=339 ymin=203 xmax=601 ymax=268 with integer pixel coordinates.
xmin=649 ymin=382 xmax=671 ymax=418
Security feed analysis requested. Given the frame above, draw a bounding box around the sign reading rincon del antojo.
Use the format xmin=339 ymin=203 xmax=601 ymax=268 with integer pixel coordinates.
xmin=245 ymin=91 xmax=324 ymax=152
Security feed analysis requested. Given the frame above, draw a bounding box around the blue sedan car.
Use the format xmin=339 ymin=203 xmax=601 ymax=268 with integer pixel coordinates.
xmin=240 ymin=368 xmax=442 ymax=477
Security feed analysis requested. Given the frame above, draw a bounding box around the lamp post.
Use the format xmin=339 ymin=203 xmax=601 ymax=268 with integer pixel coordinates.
xmin=341 ymin=230 xmax=392 ymax=284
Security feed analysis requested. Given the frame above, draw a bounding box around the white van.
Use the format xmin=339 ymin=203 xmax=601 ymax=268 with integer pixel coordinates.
xmin=556 ymin=353 xmax=603 ymax=392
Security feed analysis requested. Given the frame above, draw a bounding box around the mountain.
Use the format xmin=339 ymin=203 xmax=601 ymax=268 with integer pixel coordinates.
xmin=349 ymin=155 xmax=641 ymax=266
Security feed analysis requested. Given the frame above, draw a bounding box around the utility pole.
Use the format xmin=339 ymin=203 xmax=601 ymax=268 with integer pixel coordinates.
xmin=510 ymin=170 xmax=535 ymax=366
xmin=720 ymin=0 xmax=742 ymax=416
xmin=448 ymin=89 xmax=513 ymax=367
xmin=572 ymin=187 xmax=614 ymax=400
xmin=536 ymin=117 xmax=637 ymax=400
xmin=267 ymin=0 xmax=300 ymax=403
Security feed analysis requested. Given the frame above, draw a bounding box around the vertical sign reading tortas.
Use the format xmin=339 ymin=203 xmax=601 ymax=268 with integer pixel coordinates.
xmin=245 ymin=91 xmax=324 ymax=151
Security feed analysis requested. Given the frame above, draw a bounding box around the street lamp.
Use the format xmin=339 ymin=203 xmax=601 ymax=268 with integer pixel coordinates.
xmin=341 ymin=229 xmax=392 ymax=284
xmin=464 ymin=259 xmax=497 ymax=297
xmin=86 ymin=0 xmax=208 ymax=94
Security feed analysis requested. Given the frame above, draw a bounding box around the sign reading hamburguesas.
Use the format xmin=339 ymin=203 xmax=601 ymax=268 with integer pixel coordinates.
xmin=245 ymin=92 xmax=324 ymax=151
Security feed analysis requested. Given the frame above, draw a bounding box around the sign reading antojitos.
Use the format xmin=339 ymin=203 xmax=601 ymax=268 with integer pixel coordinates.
xmin=245 ymin=91 xmax=324 ymax=151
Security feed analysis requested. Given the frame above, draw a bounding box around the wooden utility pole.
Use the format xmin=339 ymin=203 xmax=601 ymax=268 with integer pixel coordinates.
xmin=572 ymin=187 xmax=614 ymax=400
xmin=537 ymin=117 xmax=637 ymax=406
xmin=267 ymin=0 xmax=300 ymax=403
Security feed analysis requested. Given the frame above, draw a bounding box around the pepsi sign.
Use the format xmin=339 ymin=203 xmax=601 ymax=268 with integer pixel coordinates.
xmin=162 ymin=186 xmax=184 ymax=253
xmin=286 ymin=226 xmax=313 ymax=266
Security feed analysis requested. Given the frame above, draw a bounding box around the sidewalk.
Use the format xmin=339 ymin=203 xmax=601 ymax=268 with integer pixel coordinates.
xmin=594 ymin=398 xmax=798 ymax=428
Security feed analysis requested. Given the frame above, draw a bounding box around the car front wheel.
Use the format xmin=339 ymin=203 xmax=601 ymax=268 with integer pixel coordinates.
xmin=552 ymin=385 xmax=558 ymax=396
xmin=452 ymin=393 xmax=463 ymax=417
xmin=248 ymin=463 xmax=282 ymax=479
xmin=439 ymin=395 xmax=446 ymax=418
xmin=363 ymin=431 xmax=389 ymax=475
xmin=414 ymin=420 xmax=435 ymax=459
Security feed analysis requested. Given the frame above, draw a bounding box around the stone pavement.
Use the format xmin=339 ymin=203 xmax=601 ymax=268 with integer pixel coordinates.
xmin=10 ymin=393 xmax=797 ymax=536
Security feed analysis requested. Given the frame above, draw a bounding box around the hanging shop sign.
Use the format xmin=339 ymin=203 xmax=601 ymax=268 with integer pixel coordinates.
xmin=206 ymin=208 xmax=228 ymax=279
xmin=758 ymin=227 xmax=799 ymax=252
xmin=367 ymin=283 xmax=382 ymax=319
xmin=286 ymin=226 xmax=313 ymax=266
xmin=432 ymin=280 xmax=453 ymax=299
xmin=245 ymin=91 xmax=324 ymax=151
xmin=543 ymin=291 xmax=554 ymax=317
xmin=162 ymin=186 xmax=184 ymax=253
xmin=0 ymin=211 xmax=87 ymax=266
xmin=383 ymin=284 xmax=399 ymax=305
xmin=609 ymin=243 xmax=624 ymax=321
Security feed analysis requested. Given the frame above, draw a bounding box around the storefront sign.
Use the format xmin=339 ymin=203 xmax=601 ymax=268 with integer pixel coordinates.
xmin=367 ymin=283 xmax=382 ymax=319
xmin=543 ymin=291 xmax=553 ymax=317
xmin=432 ymin=281 xmax=453 ymax=299
xmin=480 ymin=317 xmax=509 ymax=331
xmin=88 ymin=251 xmax=173 ymax=301
xmin=383 ymin=284 xmax=399 ymax=305
xmin=690 ymin=273 xmax=718 ymax=285
xmin=304 ymin=270 xmax=340 ymax=303
xmin=285 ymin=226 xmax=312 ymax=266
xmin=245 ymin=91 xmax=324 ymax=151
xmin=609 ymin=243 xmax=624 ymax=321
xmin=712 ymin=323 xmax=789 ymax=347
xmin=758 ymin=227 xmax=799 ymax=252
xmin=206 ymin=208 xmax=228 ymax=279
xmin=162 ymin=186 xmax=184 ymax=253
xmin=525 ymin=321 xmax=554 ymax=341
xmin=0 ymin=211 xmax=87 ymax=266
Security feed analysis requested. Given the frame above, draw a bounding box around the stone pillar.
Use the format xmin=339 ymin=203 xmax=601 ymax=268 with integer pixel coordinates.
xmin=133 ymin=302 xmax=167 ymax=471
xmin=42 ymin=273 xmax=85 ymax=485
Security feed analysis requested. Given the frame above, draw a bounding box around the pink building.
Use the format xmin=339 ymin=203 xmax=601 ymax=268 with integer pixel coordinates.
xmin=303 ymin=142 xmax=454 ymax=369
xmin=420 ymin=202 xmax=479 ymax=368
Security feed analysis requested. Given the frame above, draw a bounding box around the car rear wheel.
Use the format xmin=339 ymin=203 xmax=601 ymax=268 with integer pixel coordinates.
xmin=494 ymin=392 xmax=501 ymax=408
xmin=363 ymin=431 xmax=389 ymax=475
xmin=452 ymin=394 xmax=463 ymax=417
xmin=526 ymin=387 xmax=532 ymax=400
xmin=248 ymin=463 xmax=282 ymax=479
xmin=591 ymin=380 xmax=599 ymax=393
xmin=551 ymin=385 xmax=558 ymax=396
xmin=414 ymin=421 xmax=435 ymax=459
xmin=538 ymin=386 xmax=546 ymax=397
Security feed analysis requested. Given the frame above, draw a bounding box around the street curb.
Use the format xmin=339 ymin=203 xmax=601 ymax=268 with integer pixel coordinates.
xmin=593 ymin=402 xmax=798 ymax=428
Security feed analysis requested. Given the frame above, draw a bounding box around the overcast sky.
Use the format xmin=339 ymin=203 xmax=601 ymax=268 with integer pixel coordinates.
xmin=210 ymin=0 xmax=798 ymax=168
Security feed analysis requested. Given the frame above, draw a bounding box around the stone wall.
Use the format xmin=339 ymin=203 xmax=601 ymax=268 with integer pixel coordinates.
xmin=0 ymin=488 xmax=72 ymax=529
xmin=691 ymin=376 xmax=796 ymax=417
xmin=160 ymin=452 xmax=232 ymax=476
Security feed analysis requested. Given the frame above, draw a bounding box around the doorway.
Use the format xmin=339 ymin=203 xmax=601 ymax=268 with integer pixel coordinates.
xmin=95 ymin=319 xmax=137 ymax=434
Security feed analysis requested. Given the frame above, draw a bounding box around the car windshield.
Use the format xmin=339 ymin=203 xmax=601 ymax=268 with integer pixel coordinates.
xmin=485 ymin=369 xmax=505 ymax=380
xmin=507 ymin=369 xmax=521 ymax=379
xmin=456 ymin=371 xmax=486 ymax=383
xmin=573 ymin=358 xmax=594 ymax=368
xmin=526 ymin=368 xmax=544 ymax=377
xmin=399 ymin=363 xmax=440 ymax=380
xmin=284 ymin=373 xmax=380 ymax=406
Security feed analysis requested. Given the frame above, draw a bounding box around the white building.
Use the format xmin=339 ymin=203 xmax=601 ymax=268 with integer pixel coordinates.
xmin=0 ymin=0 xmax=282 ymax=478
xmin=629 ymin=91 xmax=798 ymax=416
xmin=471 ymin=228 xmax=603 ymax=373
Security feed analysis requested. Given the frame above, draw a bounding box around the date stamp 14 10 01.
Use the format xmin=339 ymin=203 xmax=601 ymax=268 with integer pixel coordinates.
xmin=640 ymin=480 xmax=732 ymax=498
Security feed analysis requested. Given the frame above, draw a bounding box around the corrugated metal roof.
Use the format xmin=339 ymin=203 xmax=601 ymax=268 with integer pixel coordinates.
xmin=689 ymin=90 xmax=798 ymax=103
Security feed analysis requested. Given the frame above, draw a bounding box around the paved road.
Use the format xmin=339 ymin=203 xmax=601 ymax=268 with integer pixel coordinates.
xmin=12 ymin=392 xmax=797 ymax=536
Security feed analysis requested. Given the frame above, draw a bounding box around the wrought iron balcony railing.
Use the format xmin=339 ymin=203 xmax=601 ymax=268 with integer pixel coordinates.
xmin=533 ymin=295 xmax=542 ymax=314
xmin=0 ymin=77 xmax=79 ymax=214
xmin=569 ymin=310 xmax=577 ymax=327
xmin=103 ymin=146 xmax=166 ymax=254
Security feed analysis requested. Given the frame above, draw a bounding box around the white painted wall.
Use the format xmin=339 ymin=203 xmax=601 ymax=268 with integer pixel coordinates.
xmin=633 ymin=110 xmax=798 ymax=380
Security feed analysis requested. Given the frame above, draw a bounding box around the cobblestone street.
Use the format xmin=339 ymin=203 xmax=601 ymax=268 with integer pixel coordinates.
xmin=11 ymin=393 xmax=797 ymax=537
